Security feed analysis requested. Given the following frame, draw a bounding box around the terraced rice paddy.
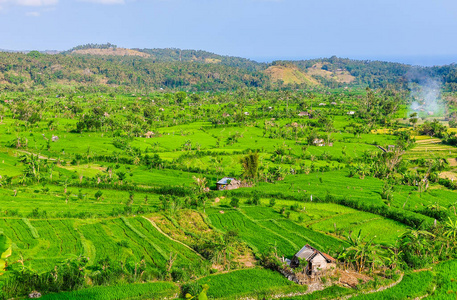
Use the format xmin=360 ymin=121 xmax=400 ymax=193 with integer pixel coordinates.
xmin=405 ymin=137 xmax=457 ymax=159
xmin=0 ymin=217 xmax=203 ymax=272
xmin=207 ymin=207 xmax=346 ymax=257
xmin=195 ymin=268 xmax=307 ymax=299
xmin=40 ymin=282 xmax=179 ymax=300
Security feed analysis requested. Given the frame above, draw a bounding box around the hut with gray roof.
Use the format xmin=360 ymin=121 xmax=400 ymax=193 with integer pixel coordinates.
xmin=216 ymin=177 xmax=241 ymax=191
xmin=291 ymin=244 xmax=336 ymax=275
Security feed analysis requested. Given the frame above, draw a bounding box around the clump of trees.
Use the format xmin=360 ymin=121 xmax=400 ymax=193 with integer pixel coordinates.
xmin=240 ymin=152 xmax=259 ymax=180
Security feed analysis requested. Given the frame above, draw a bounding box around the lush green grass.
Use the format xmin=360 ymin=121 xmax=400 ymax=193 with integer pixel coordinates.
xmin=350 ymin=271 xmax=434 ymax=300
xmin=305 ymin=210 xmax=408 ymax=245
xmin=242 ymin=206 xmax=347 ymax=251
xmin=195 ymin=268 xmax=306 ymax=299
xmin=428 ymin=260 xmax=457 ymax=299
xmin=207 ymin=207 xmax=345 ymax=257
xmin=255 ymin=201 xmax=409 ymax=245
xmin=0 ymin=183 xmax=161 ymax=217
xmin=245 ymin=170 xmax=386 ymax=206
xmin=40 ymin=282 xmax=178 ymax=300
xmin=0 ymin=89 xmax=449 ymax=298
xmin=282 ymin=285 xmax=354 ymax=300
xmin=0 ymin=217 xmax=203 ymax=272
xmin=0 ymin=150 xmax=23 ymax=176
xmin=392 ymin=187 xmax=457 ymax=212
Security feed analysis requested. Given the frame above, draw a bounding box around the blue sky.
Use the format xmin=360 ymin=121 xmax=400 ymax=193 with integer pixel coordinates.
xmin=1 ymin=0 xmax=457 ymax=65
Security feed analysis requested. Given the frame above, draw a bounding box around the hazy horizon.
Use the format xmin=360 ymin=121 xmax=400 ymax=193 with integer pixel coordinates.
xmin=1 ymin=45 xmax=455 ymax=67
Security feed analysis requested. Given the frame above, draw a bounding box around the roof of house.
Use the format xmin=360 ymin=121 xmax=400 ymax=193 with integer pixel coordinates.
xmin=217 ymin=177 xmax=235 ymax=185
xmin=294 ymin=244 xmax=335 ymax=263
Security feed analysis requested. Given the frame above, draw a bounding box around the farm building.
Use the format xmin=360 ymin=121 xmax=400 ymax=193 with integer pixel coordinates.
xmin=298 ymin=111 xmax=309 ymax=117
xmin=216 ymin=177 xmax=241 ymax=191
xmin=347 ymin=111 xmax=355 ymax=115
xmin=144 ymin=131 xmax=154 ymax=138
xmin=313 ymin=138 xmax=333 ymax=147
xmin=291 ymin=244 xmax=336 ymax=275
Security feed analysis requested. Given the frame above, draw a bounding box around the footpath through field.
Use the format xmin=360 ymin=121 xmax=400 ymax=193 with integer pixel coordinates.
xmin=141 ymin=216 xmax=205 ymax=260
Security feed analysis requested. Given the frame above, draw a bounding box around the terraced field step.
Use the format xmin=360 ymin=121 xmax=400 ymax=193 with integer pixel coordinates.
xmin=415 ymin=138 xmax=442 ymax=144
xmin=142 ymin=216 xmax=205 ymax=260
xmin=0 ymin=217 xmax=204 ymax=271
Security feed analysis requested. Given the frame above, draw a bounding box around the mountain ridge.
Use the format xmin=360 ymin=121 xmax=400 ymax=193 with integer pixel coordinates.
xmin=1 ymin=45 xmax=457 ymax=91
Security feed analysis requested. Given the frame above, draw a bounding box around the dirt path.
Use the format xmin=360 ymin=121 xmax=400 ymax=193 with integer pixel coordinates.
xmin=268 ymin=273 xmax=405 ymax=300
xmin=16 ymin=150 xmax=56 ymax=161
xmin=141 ymin=216 xmax=205 ymax=260
xmin=340 ymin=273 xmax=404 ymax=299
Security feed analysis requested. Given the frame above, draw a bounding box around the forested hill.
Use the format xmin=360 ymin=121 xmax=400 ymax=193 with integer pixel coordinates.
xmin=136 ymin=48 xmax=264 ymax=71
xmin=0 ymin=51 xmax=269 ymax=91
xmin=1 ymin=45 xmax=457 ymax=91
xmin=65 ymin=43 xmax=264 ymax=71
xmin=276 ymin=57 xmax=457 ymax=90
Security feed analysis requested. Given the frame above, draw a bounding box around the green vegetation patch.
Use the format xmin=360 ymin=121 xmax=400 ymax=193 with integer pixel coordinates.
xmin=195 ymin=268 xmax=306 ymax=299
xmin=40 ymin=282 xmax=178 ymax=300
xmin=428 ymin=260 xmax=457 ymax=299
xmin=351 ymin=271 xmax=434 ymax=300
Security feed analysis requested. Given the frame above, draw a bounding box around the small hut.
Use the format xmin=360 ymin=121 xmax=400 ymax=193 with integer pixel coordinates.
xmin=216 ymin=177 xmax=241 ymax=191
xmin=291 ymin=245 xmax=336 ymax=275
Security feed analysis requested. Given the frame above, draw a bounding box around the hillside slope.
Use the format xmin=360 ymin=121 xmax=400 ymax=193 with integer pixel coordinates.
xmin=264 ymin=65 xmax=320 ymax=86
xmin=306 ymin=62 xmax=355 ymax=84
xmin=0 ymin=51 xmax=268 ymax=91
xmin=2 ymin=45 xmax=457 ymax=91
xmin=72 ymin=48 xmax=150 ymax=58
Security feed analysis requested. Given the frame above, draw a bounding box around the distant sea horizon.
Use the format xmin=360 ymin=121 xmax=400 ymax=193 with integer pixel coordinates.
xmin=252 ymin=55 xmax=457 ymax=67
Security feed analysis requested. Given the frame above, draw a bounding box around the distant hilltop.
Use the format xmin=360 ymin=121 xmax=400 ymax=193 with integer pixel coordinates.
xmin=72 ymin=47 xmax=150 ymax=58
xmin=0 ymin=43 xmax=457 ymax=91
xmin=0 ymin=49 xmax=60 ymax=55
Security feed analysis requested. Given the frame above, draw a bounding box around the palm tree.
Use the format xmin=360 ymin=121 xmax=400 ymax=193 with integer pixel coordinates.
xmin=382 ymin=247 xmax=402 ymax=274
xmin=448 ymin=201 xmax=457 ymax=216
xmin=399 ymin=229 xmax=435 ymax=257
xmin=444 ymin=217 xmax=457 ymax=240
xmin=345 ymin=231 xmax=378 ymax=272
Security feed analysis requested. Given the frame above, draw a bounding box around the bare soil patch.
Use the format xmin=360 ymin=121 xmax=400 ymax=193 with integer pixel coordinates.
xmin=339 ymin=269 xmax=372 ymax=288
xmin=73 ymin=48 xmax=150 ymax=58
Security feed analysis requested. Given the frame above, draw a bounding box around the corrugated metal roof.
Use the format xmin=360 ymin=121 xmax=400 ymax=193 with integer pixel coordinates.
xmin=294 ymin=244 xmax=335 ymax=262
xmin=217 ymin=177 xmax=235 ymax=185
xmin=295 ymin=245 xmax=316 ymax=261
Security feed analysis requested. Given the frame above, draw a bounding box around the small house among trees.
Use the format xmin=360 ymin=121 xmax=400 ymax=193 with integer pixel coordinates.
xmin=291 ymin=245 xmax=336 ymax=275
xmin=216 ymin=177 xmax=241 ymax=191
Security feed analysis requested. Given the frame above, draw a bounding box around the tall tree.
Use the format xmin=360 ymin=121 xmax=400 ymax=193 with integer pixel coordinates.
xmin=240 ymin=152 xmax=259 ymax=180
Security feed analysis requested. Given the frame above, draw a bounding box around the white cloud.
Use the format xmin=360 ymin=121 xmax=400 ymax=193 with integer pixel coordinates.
xmin=0 ymin=0 xmax=58 ymax=7
xmin=0 ymin=0 xmax=57 ymax=16
xmin=17 ymin=0 xmax=57 ymax=6
xmin=25 ymin=10 xmax=40 ymax=15
xmin=79 ymin=0 xmax=125 ymax=4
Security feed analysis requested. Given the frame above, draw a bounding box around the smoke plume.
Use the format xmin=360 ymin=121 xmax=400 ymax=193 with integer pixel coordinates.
xmin=407 ymin=70 xmax=442 ymax=117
